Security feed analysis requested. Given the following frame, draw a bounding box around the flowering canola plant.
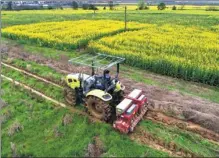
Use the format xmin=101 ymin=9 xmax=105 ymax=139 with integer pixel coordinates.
xmin=2 ymin=20 xmax=146 ymax=50
xmin=88 ymin=24 xmax=219 ymax=86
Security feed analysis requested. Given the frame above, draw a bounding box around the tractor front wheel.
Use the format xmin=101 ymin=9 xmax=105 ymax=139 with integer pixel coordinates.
xmin=64 ymin=86 xmax=76 ymax=106
xmin=85 ymin=96 xmax=111 ymax=122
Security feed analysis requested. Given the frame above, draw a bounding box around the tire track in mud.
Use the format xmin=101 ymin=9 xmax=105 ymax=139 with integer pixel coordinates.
xmin=3 ymin=61 xmax=219 ymax=143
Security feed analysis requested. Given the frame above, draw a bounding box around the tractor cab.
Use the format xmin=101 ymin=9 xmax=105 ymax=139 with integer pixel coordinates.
xmin=67 ymin=53 xmax=125 ymax=95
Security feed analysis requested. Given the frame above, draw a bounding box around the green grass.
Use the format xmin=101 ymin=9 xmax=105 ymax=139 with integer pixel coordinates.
xmin=23 ymin=43 xmax=79 ymax=60
xmin=2 ymin=8 xmax=219 ymax=29
xmin=6 ymin=58 xmax=63 ymax=83
xmin=2 ymin=37 xmax=80 ymax=60
xmin=1 ymin=80 xmax=169 ymax=157
xmin=140 ymin=120 xmax=219 ymax=157
xmin=2 ymin=65 xmax=64 ymax=102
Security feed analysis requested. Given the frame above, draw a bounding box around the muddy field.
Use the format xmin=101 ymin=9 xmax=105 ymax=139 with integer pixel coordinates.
xmin=3 ymin=43 xmax=219 ymax=134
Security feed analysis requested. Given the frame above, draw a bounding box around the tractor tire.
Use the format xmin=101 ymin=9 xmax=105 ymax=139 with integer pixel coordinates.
xmin=118 ymin=90 xmax=125 ymax=101
xmin=64 ymin=86 xmax=76 ymax=106
xmin=113 ymin=90 xmax=125 ymax=105
xmin=85 ymin=96 xmax=111 ymax=122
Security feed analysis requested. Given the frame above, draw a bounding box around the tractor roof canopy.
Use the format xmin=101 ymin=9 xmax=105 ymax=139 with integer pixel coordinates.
xmin=68 ymin=53 xmax=125 ymax=70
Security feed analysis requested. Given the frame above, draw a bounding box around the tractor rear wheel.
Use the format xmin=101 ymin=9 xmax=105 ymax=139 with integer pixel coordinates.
xmin=85 ymin=96 xmax=111 ymax=122
xmin=64 ymin=86 xmax=76 ymax=106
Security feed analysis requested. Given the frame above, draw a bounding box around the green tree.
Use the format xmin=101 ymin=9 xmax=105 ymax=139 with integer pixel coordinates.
xmin=108 ymin=1 xmax=114 ymax=10
xmin=157 ymin=2 xmax=166 ymax=10
xmin=7 ymin=1 xmax=13 ymax=10
xmin=88 ymin=4 xmax=98 ymax=10
xmin=82 ymin=3 xmax=89 ymax=10
xmin=172 ymin=5 xmax=177 ymax=10
xmin=138 ymin=0 xmax=145 ymax=10
xmin=72 ymin=1 xmax=78 ymax=10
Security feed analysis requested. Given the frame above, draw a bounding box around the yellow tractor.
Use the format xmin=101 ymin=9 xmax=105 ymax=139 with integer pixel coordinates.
xmin=63 ymin=53 xmax=125 ymax=122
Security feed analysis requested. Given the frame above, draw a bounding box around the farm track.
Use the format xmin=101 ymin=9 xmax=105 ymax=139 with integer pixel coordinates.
xmin=1 ymin=74 xmax=184 ymax=157
xmin=2 ymin=62 xmax=219 ymax=144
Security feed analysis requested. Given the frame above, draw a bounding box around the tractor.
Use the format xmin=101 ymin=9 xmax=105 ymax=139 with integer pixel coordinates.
xmin=63 ymin=53 xmax=148 ymax=133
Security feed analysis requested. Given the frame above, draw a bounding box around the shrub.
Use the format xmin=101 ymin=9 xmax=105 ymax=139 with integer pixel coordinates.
xmin=138 ymin=0 xmax=145 ymax=10
xmin=89 ymin=4 xmax=98 ymax=10
xmin=172 ymin=5 xmax=177 ymax=10
xmin=8 ymin=121 xmax=24 ymax=136
xmin=48 ymin=6 xmax=54 ymax=10
xmin=145 ymin=6 xmax=149 ymax=10
xmin=206 ymin=6 xmax=219 ymax=11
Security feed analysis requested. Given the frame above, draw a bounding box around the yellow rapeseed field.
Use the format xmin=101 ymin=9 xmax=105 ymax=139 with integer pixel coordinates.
xmin=88 ymin=24 xmax=219 ymax=86
xmin=3 ymin=19 xmax=219 ymax=85
xmin=2 ymin=20 xmax=146 ymax=50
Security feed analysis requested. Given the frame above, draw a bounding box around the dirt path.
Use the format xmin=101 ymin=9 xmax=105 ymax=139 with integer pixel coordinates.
xmin=4 ymin=43 xmax=219 ymax=134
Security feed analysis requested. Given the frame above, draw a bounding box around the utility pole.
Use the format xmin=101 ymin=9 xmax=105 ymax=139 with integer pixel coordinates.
xmin=124 ymin=6 xmax=127 ymax=31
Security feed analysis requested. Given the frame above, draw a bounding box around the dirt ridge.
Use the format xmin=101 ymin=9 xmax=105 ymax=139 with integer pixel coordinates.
xmin=130 ymin=127 xmax=198 ymax=157
xmin=145 ymin=111 xmax=219 ymax=143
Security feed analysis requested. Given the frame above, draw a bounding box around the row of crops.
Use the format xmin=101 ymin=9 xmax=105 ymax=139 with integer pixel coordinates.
xmin=2 ymin=20 xmax=146 ymax=50
xmin=2 ymin=20 xmax=219 ymax=86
